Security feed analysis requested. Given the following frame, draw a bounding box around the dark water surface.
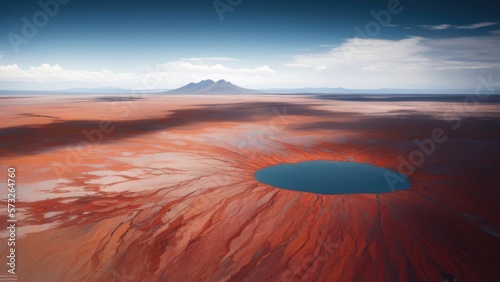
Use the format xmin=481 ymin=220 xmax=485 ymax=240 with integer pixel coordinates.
xmin=255 ymin=161 xmax=411 ymax=195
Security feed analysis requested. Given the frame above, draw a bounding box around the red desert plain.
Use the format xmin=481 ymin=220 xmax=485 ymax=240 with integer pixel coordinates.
xmin=0 ymin=94 xmax=499 ymax=281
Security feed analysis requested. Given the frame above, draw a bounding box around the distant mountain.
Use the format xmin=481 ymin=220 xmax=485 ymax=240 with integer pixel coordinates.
xmin=0 ymin=87 xmax=167 ymax=95
xmin=260 ymin=87 xmax=350 ymax=94
xmin=259 ymin=87 xmax=494 ymax=94
xmin=167 ymin=79 xmax=259 ymax=94
xmin=2 ymin=84 xmax=499 ymax=95
xmin=63 ymin=87 xmax=130 ymax=93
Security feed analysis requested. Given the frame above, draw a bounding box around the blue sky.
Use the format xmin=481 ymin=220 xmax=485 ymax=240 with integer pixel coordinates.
xmin=0 ymin=0 xmax=499 ymax=90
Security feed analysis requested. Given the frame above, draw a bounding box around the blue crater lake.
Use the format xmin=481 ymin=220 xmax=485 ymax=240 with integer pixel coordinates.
xmin=254 ymin=160 xmax=411 ymax=195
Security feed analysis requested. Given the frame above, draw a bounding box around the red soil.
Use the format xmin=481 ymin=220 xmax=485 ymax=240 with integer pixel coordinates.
xmin=0 ymin=95 xmax=499 ymax=281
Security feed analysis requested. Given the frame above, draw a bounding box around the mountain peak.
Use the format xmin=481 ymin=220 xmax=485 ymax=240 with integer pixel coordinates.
xmin=167 ymin=79 xmax=258 ymax=94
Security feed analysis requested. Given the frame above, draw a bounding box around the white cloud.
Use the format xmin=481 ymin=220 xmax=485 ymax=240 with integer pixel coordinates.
xmin=2 ymin=36 xmax=500 ymax=90
xmin=150 ymin=60 xmax=279 ymax=88
xmin=419 ymin=22 xmax=498 ymax=30
xmin=283 ymin=36 xmax=500 ymax=88
xmin=427 ymin=24 xmax=452 ymax=30
xmin=0 ymin=60 xmax=285 ymax=89
xmin=288 ymin=37 xmax=430 ymax=69
xmin=489 ymin=29 xmax=500 ymax=35
xmin=456 ymin=22 xmax=498 ymax=29
xmin=0 ymin=64 xmax=138 ymax=83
